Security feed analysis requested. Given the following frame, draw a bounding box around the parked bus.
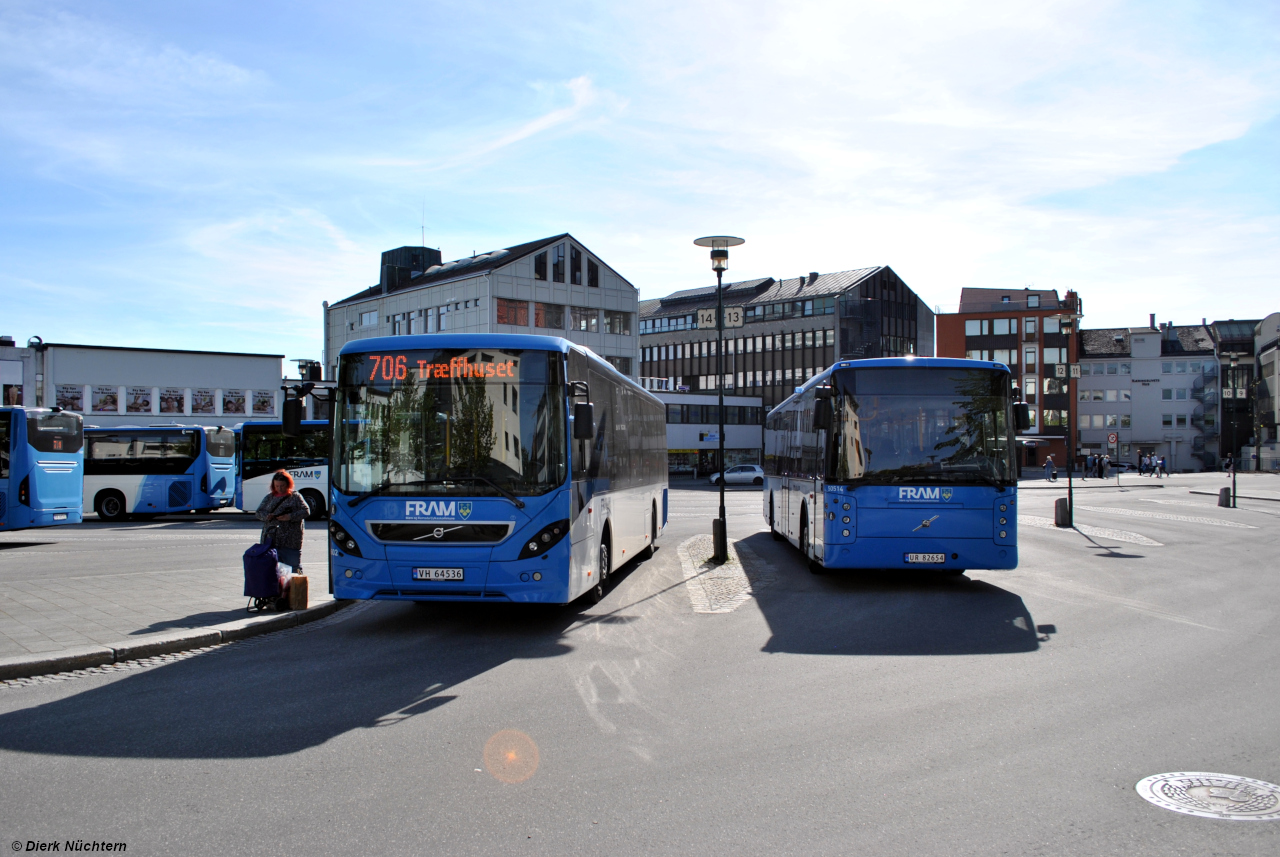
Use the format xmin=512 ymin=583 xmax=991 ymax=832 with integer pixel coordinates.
xmin=764 ymin=357 xmax=1021 ymax=574
xmin=83 ymin=425 xmax=236 ymax=521
xmin=329 ymin=334 xmax=668 ymax=604
xmin=236 ymin=420 xmax=330 ymax=519
xmin=0 ymin=407 xmax=84 ymax=530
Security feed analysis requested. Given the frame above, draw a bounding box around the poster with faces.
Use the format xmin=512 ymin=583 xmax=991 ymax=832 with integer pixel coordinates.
xmin=56 ymin=385 xmax=83 ymax=411
xmin=126 ymin=386 xmax=152 ymax=413
xmin=222 ymin=389 xmax=245 ymax=415
xmin=192 ymin=389 xmax=215 ymax=414
xmin=92 ymin=386 xmax=118 ymax=413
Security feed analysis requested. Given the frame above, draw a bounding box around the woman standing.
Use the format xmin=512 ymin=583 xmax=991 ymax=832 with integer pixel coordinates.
xmin=255 ymin=470 xmax=310 ymax=585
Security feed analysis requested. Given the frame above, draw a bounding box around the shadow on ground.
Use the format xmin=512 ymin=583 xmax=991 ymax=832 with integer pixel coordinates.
xmin=0 ymin=600 xmax=581 ymax=760
xmin=738 ymin=532 xmax=1041 ymax=656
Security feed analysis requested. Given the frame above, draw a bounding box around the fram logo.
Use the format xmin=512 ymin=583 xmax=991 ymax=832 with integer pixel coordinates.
xmin=290 ymin=470 xmax=321 ymax=481
xmin=406 ymin=500 xmax=459 ymax=518
xmin=897 ymin=487 xmax=952 ymax=502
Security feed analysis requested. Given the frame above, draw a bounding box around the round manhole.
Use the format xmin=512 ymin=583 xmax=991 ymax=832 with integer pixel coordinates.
xmin=1136 ymin=772 xmax=1280 ymax=820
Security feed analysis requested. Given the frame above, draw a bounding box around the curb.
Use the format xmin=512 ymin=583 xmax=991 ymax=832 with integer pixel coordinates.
xmin=1188 ymin=490 xmax=1280 ymax=504
xmin=0 ymin=599 xmax=350 ymax=682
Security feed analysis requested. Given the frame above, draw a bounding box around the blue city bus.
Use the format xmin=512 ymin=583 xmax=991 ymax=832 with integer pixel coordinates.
xmin=329 ymin=334 xmax=668 ymax=604
xmin=0 ymin=407 xmax=84 ymax=530
xmin=235 ymin=420 xmax=330 ymax=519
xmin=83 ymin=425 xmax=237 ymax=521
xmin=764 ymin=357 xmax=1020 ymax=573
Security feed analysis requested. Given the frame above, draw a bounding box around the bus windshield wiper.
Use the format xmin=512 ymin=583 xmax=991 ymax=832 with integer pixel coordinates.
xmin=346 ymin=478 xmax=435 ymax=508
xmin=419 ymin=476 xmax=526 ymax=509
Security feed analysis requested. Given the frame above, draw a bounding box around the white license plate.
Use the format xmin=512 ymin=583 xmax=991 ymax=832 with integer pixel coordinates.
xmin=412 ymin=567 xmax=464 ymax=581
xmin=53 ymin=513 xmax=68 ymax=521
xmin=905 ymin=553 xmax=945 ymax=564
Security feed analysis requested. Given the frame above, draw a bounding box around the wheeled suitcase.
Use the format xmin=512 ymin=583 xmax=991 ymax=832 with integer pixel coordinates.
xmin=243 ymin=539 xmax=281 ymax=612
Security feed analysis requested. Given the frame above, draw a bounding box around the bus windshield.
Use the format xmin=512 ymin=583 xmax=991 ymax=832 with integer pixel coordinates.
xmin=828 ymin=366 xmax=1014 ymax=485
xmin=26 ymin=411 xmax=83 ymax=454
xmin=204 ymin=427 xmax=235 ymax=459
xmin=335 ymin=348 xmax=566 ymax=498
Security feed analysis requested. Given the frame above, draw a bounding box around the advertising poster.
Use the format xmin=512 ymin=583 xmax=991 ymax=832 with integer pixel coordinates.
xmin=92 ymin=385 xmax=119 ymax=413
xmin=222 ymin=389 xmax=245 ymax=415
xmin=159 ymin=388 xmax=185 ymax=414
xmin=126 ymin=386 xmax=152 ymax=413
xmin=252 ymin=390 xmax=274 ymax=415
xmin=192 ymin=389 xmax=215 ymax=414
xmin=56 ymin=384 xmax=84 ymax=412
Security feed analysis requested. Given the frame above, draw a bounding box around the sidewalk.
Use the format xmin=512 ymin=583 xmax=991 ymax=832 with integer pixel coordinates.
xmin=0 ymin=516 xmax=345 ymax=680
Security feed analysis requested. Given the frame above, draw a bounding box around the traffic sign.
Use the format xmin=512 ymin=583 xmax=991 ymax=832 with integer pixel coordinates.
xmin=1108 ymin=432 xmax=1118 ymax=444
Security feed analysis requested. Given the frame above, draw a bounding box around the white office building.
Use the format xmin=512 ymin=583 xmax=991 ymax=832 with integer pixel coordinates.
xmin=324 ymin=236 xmax=640 ymax=380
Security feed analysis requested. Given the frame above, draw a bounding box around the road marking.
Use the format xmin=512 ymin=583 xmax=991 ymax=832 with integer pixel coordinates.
xmin=1074 ymin=505 xmax=1256 ymax=529
xmin=1139 ymin=498 xmax=1280 ymax=518
xmin=1018 ymin=515 xmax=1162 ymax=546
xmin=1011 ymin=575 xmax=1220 ymax=631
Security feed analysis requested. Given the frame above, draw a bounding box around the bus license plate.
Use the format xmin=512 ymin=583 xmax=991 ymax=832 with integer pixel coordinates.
xmin=906 ymin=553 xmax=945 ymax=564
xmin=412 ymin=568 xmax=464 ymax=581
xmin=53 ymin=514 xmax=68 ymax=521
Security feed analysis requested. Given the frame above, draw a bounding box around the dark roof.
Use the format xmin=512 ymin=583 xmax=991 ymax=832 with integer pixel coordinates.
xmin=637 ymin=299 xmax=662 ymax=319
xmin=46 ymin=342 xmax=283 ymax=359
xmin=1210 ymin=319 xmax=1261 ymax=348
xmin=958 ymin=287 xmax=1061 ymax=313
xmin=330 ymin=234 xmax=577 ymax=308
xmin=1164 ymin=324 xmax=1214 ymax=355
xmin=1081 ymin=328 xmax=1132 ymax=357
xmin=644 ymin=267 xmax=885 ymax=317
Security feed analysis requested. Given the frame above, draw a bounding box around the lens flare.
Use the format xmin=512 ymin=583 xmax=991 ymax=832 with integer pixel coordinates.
xmin=483 ymin=730 xmax=540 ymax=784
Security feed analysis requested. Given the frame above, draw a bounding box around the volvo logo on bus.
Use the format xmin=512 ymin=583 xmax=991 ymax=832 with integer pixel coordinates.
xmin=897 ymin=487 xmax=953 ymax=502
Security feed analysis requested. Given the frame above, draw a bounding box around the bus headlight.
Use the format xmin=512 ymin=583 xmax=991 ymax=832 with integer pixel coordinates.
xmin=329 ymin=520 xmax=363 ymax=557
xmin=1000 ymin=531 xmax=1007 ymax=538
xmin=842 ymin=516 xmax=850 ymax=524
xmin=841 ymin=529 xmax=850 ymax=537
xmin=999 ymin=517 xmax=1006 ymax=525
xmin=518 ymin=519 xmax=570 ymax=560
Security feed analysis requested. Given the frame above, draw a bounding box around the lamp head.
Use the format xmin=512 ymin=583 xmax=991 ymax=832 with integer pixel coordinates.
xmin=711 ymin=248 xmax=729 ymax=272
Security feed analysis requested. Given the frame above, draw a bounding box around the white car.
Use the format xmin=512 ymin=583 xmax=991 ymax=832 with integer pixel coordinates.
xmin=709 ymin=465 xmax=765 ymax=486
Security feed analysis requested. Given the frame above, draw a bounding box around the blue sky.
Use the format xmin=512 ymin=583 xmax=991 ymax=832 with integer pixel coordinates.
xmin=2 ymin=0 xmax=1277 ymax=365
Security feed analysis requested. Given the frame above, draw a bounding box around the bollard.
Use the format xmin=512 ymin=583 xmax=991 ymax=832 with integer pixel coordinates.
xmin=1218 ymin=487 xmax=1232 ymax=508
xmin=712 ymin=518 xmax=727 ymax=563
xmin=1054 ymin=497 xmax=1072 ymax=528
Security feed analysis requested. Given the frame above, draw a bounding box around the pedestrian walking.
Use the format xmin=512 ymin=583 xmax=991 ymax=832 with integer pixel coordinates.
xmin=1225 ymin=454 xmax=1234 ymax=475
xmin=1084 ymin=454 xmax=1094 ymax=480
xmin=254 ymin=470 xmax=310 ymax=596
xmin=1044 ymin=454 xmax=1058 ymax=482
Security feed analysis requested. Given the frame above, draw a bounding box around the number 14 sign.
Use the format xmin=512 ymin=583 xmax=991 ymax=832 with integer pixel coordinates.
xmin=697 ymin=307 xmax=744 ymax=329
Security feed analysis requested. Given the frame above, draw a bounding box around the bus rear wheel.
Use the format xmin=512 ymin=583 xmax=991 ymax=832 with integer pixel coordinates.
xmin=301 ymin=488 xmax=327 ymax=520
xmin=640 ymin=503 xmax=657 ymax=560
xmin=96 ymin=490 xmax=127 ymax=523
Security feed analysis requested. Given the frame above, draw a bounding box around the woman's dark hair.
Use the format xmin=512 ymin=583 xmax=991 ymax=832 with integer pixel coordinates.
xmin=272 ymin=470 xmax=295 ymax=493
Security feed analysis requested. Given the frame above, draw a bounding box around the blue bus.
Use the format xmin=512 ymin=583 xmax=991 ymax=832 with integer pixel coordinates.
xmin=764 ymin=358 xmax=1020 ymax=574
xmin=0 ymin=407 xmax=84 ymax=530
xmin=235 ymin=420 xmax=330 ymax=519
xmin=83 ymin=425 xmax=237 ymax=521
xmin=328 ymin=334 xmax=668 ymax=604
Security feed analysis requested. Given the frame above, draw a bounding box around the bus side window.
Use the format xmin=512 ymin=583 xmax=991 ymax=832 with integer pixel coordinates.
xmin=0 ymin=411 xmax=9 ymax=478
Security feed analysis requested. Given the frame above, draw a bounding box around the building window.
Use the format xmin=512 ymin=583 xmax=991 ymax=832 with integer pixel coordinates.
xmin=1043 ymin=317 xmax=1060 ymax=334
xmin=1119 ymin=363 xmax=1131 ymax=375
xmin=1176 ymin=361 xmax=1187 ymax=374
xmin=825 ymin=329 xmax=835 ymax=346
xmin=1162 ymin=414 xmax=1173 ymax=427
xmin=535 ymin=302 xmax=564 ymax=329
xmin=605 ymin=356 xmax=632 ymax=375
xmin=1162 ymin=362 xmax=1173 ymax=374
xmin=1090 ymin=415 xmax=1104 ymax=428
xmin=804 ymin=331 xmax=814 ymax=347
xmin=552 ymin=243 xmax=565 ymax=283
xmin=1044 ymin=409 xmax=1067 ymax=426
xmin=965 ymin=319 xmax=981 ymax=336
xmin=1091 ymin=390 xmax=1104 ymax=401
xmin=496 ymin=298 xmax=529 ymax=326
xmin=360 ymin=311 xmax=378 ymax=327
xmin=1027 ymin=295 xmax=1040 ymax=308
xmin=570 ymin=306 xmax=598 ymax=332
xmin=534 ymin=252 xmax=547 ymax=281
xmin=1078 ymin=388 xmax=1090 ymax=402
xmin=1024 ymin=318 xmax=1037 ymax=336
xmin=1023 ymin=376 xmax=1037 ymax=404
xmin=1176 ymin=388 xmax=1188 ymax=400
xmin=1120 ymin=415 xmax=1132 ymax=428
xmin=1024 ymin=349 xmax=1037 ymax=371
xmin=992 ymin=318 xmax=1011 ymax=335
xmin=1105 ymin=389 xmax=1118 ymax=402
xmin=588 ymin=259 xmax=600 ymax=288
xmin=1043 ymin=378 xmax=1066 ymax=394
xmin=1106 ymin=414 xmax=1119 ymax=428
xmin=1176 ymin=414 xmax=1187 ymax=428
xmin=570 ymin=246 xmax=582 ymax=285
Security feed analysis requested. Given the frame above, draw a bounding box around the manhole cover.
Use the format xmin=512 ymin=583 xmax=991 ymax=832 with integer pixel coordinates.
xmin=1136 ymin=772 xmax=1280 ymax=820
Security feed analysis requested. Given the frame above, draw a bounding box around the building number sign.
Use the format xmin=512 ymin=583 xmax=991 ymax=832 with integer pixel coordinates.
xmin=697 ymin=307 xmax=744 ymax=329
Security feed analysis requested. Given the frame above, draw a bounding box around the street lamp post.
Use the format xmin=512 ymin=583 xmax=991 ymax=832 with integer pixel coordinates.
xmin=1229 ymin=354 xmax=1239 ymax=506
xmin=694 ymin=235 xmax=745 ymax=564
xmin=1051 ymin=312 xmax=1082 ymax=526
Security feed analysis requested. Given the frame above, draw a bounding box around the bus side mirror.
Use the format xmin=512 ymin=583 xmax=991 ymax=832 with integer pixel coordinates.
xmin=282 ymin=398 xmax=303 ymax=437
xmin=1014 ymin=403 xmax=1031 ymax=431
xmin=813 ymin=398 xmax=833 ymax=430
xmin=573 ymin=402 xmax=595 ymax=439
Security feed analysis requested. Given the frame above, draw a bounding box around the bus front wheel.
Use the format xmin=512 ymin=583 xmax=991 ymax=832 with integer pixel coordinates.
xmin=800 ymin=506 xmax=825 ymax=575
xmin=585 ymin=538 xmax=610 ymax=604
xmin=96 ymin=491 xmax=127 ymax=523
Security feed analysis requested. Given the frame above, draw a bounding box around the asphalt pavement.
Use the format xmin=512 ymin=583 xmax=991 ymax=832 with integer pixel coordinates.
xmin=0 ymin=474 xmax=1278 ymax=855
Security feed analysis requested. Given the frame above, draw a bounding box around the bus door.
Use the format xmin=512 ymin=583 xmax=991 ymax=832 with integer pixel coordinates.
xmin=0 ymin=410 xmax=11 ymax=526
xmin=568 ymin=354 xmax=601 ymax=584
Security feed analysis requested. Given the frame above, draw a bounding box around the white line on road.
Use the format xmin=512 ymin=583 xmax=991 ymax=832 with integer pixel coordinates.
xmin=1074 ymin=505 xmax=1256 ymax=529
xmin=1019 ymin=515 xmax=1162 ymax=546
